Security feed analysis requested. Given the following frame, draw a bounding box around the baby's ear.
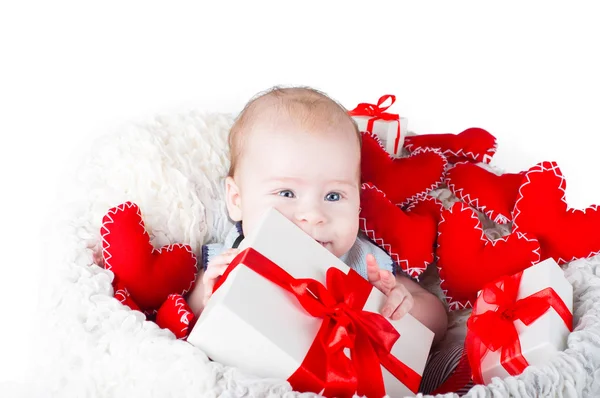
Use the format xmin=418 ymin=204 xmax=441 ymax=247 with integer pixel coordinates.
xmin=225 ymin=176 xmax=243 ymax=221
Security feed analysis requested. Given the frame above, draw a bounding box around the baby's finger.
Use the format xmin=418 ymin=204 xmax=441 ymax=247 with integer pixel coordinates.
xmin=203 ymin=270 xmax=226 ymax=305
xmin=379 ymin=270 xmax=395 ymax=295
xmin=203 ymin=252 xmax=239 ymax=304
xmin=203 ymin=261 xmax=229 ymax=282
xmin=206 ymin=251 xmax=239 ymax=270
xmin=221 ymin=248 xmax=240 ymax=256
xmin=390 ymin=294 xmax=414 ymax=320
xmin=366 ymin=254 xmax=382 ymax=284
xmin=208 ymin=249 xmax=240 ymax=262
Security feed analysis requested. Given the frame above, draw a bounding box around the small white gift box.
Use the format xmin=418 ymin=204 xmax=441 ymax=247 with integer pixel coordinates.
xmin=349 ymin=94 xmax=407 ymax=156
xmin=467 ymin=258 xmax=573 ymax=385
xmin=187 ymin=208 xmax=434 ymax=397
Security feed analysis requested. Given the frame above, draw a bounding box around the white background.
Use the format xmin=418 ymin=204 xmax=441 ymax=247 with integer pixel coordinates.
xmin=1 ymin=0 xmax=599 ymax=387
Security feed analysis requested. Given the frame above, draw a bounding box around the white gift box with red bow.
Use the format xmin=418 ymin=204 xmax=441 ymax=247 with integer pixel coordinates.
xmin=467 ymin=258 xmax=573 ymax=385
xmin=187 ymin=208 xmax=434 ymax=398
xmin=349 ymin=94 xmax=408 ymax=156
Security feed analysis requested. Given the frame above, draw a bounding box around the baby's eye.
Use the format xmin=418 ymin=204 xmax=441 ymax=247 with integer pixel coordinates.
xmin=278 ymin=190 xmax=295 ymax=199
xmin=325 ymin=192 xmax=341 ymax=202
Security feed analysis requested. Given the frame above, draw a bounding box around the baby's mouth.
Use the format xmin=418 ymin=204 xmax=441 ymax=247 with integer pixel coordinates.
xmin=315 ymin=240 xmax=330 ymax=247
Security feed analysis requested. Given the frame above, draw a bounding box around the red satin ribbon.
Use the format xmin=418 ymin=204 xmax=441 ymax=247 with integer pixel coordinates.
xmin=213 ymin=248 xmax=421 ymax=398
xmin=348 ymin=94 xmax=402 ymax=154
xmin=466 ymin=271 xmax=573 ymax=384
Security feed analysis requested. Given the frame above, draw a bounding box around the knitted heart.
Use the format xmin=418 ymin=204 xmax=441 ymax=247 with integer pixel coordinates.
xmin=155 ymin=294 xmax=195 ymax=339
xmin=446 ymin=162 xmax=526 ymax=224
xmin=360 ymin=183 xmax=440 ymax=279
xmin=404 ymin=128 xmax=497 ymax=164
xmin=101 ymin=202 xmax=197 ymax=313
xmin=437 ymin=202 xmax=541 ymax=310
xmin=513 ymin=161 xmax=600 ymax=264
xmin=361 ymin=132 xmax=447 ymax=206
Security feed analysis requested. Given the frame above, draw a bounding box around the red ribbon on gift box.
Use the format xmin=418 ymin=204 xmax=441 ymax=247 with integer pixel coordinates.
xmin=213 ymin=248 xmax=421 ymax=398
xmin=349 ymin=94 xmax=402 ymax=154
xmin=466 ymin=271 xmax=573 ymax=385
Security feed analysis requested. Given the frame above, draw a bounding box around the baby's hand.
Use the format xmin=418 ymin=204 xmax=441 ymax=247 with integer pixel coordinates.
xmin=202 ymin=248 xmax=240 ymax=305
xmin=366 ymin=253 xmax=414 ymax=320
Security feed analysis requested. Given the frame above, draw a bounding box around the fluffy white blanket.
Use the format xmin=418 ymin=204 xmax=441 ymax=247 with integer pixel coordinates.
xmin=30 ymin=111 xmax=600 ymax=397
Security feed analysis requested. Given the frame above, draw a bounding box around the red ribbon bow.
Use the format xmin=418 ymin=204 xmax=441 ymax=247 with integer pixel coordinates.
xmin=466 ymin=271 xmax=573 ymax=384
xmin=348 ymin=94 xmax=402 ymax=154
xmin=214 ymin=248 xmax=421 ymax=398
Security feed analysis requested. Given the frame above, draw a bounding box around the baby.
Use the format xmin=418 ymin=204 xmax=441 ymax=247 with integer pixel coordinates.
xmin=188 ymin=86 xmax=448 ymax=345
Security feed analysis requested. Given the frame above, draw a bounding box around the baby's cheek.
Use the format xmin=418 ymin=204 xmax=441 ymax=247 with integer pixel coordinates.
xmin=339 ymin=218 xmax=360 ymax=253
xmin=346 ymin=208 xmax=360 ymax=235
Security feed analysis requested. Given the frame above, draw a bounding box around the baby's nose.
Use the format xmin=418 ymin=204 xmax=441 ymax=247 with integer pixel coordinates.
xmin=295 ymin=204 xmax=326 ymax=226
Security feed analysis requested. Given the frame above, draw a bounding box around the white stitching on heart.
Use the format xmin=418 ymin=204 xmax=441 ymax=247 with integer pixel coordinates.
xmin=404 ymin=132 xmax=498 ymax=164
xmin=365 ymin=131 xmax=388 ymax=155
xmin=403 ymin=192 xmax=445 ymax=214
xmin=167 ymin=294 xmax=193 ymax=336
xmin=114 ymin=287 xmax=130 ymax=304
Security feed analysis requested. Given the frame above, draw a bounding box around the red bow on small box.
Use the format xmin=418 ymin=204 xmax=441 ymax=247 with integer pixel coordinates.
xmin=214 ymin=248 xmax=421 ymax=398
xmin=466 ymin=271 xmax=573 ymax=384
xmin=349 ymin=94 xmax=402 ymax=154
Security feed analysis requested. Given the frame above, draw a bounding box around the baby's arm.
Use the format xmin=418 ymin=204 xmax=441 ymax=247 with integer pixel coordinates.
xmin=187 ymin=269 xmax=206 ymax=318
xmin=394 ymin=272 xmax=448 ymax=345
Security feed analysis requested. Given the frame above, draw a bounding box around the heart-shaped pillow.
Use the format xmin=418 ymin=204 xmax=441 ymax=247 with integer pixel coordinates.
xmin=437 ymin=202 xmax=541 ymax=310
xmin=155 ymin=294 xmax=195 ymax=340
xmin=513 ymin=161 xmax=600 ymax=264
xmin=101 ymin=202 xmax=198 ymax=313
xmin=360 ymin=183 xmax=441 ymax=279
xmin=446 ymin=162 xmax=526 ymax=224
xmin=404 ymin=128 xmax=497 ymax=164
xmin=361 ymin=132 xmax=447 ymax=206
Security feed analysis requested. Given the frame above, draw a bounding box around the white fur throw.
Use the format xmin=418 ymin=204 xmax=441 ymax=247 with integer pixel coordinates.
xmin=33 ymin=111 xmax=600 ymax=398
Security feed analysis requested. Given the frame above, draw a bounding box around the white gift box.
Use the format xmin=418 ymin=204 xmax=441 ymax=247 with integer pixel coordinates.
xmin=187 ymin=208 xmax=434 ymax=397
xmin=472 ymin=258 xmax=573 ymax=384
xmin=352 ymin=115 xmax=408 ymax=157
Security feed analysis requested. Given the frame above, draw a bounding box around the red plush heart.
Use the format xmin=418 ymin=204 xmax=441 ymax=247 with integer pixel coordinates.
xmin=155 ymin=294 xmax=195 ymax=339
xmin=446 ymin=162 xmax=526 ymax=224
xmin=361 ymin=132 xmax=447 ymax=206
xmin=404 ymin=128 xmax=497 ymax=164
xmin=437 ymin=202 xmax=541 ymax=310
xmin=101 ymin=202 xmax=198 ymax=313
xmin=360 ymin=183 xmax=441 ymax=279
xmin=513 ymin=161 xmax=600 ymax=264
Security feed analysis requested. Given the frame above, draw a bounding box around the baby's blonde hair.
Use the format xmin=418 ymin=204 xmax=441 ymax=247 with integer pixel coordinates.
xmin=227 ymin=86 xmax=361 ymax=177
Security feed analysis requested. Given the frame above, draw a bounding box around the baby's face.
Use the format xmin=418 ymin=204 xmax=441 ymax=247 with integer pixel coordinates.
xmin=228 ymin=115 xmax=361 ymax=258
